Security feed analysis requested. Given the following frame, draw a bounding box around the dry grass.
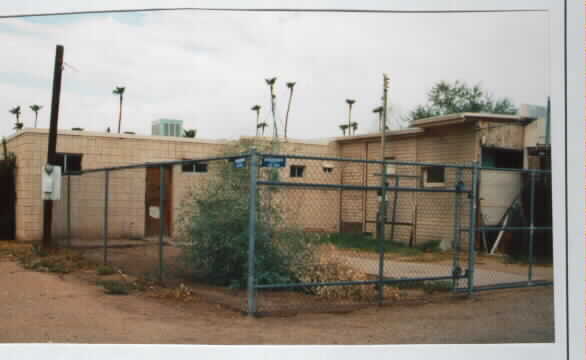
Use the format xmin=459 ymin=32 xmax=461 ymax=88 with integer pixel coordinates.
xmin=297 ymin=244 xmax=400 ymax=301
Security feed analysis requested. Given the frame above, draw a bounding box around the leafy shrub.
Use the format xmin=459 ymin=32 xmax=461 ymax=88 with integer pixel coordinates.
xmin=176 ymin=143 xmax=315 ymax=288
xmin=418 ymin=240 xmax=442 ymax=253
xmin=423 ymin=280 xmax=453 ymax=294
xmin=96 ymin=265 xmax=116 ymax=276
xmin=97 ymin=280 xmax=130 ymax=295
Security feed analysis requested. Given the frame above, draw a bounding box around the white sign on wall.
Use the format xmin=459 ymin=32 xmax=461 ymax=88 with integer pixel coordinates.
xmin=149 ymin=206 xmax=160 ymax=219
xmin=41 ymin=164 xmax=62 ymax=201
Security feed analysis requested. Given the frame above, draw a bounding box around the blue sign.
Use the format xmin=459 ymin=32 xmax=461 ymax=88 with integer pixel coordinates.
xmin=261 ymin=156 xmax=286 ymax=168
xmin=233 ymin=158 xmax=247 ymax=168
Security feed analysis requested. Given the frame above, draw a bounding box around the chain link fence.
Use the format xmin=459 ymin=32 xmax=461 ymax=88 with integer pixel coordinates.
xmin=50 ymin=150 xmax=552 ymax=315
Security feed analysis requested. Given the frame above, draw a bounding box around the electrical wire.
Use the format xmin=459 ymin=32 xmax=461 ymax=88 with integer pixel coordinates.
xmin=0 ymin=7 xmax=546 ymax=19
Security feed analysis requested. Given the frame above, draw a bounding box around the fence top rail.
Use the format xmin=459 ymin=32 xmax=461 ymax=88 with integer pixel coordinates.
xmin=64 ymin=153 xmax=250 ymax=175
xmin=63 ymin=150 xmax=551 ymax=176
xmin=257 ymin=152 xmax=552 ymax=174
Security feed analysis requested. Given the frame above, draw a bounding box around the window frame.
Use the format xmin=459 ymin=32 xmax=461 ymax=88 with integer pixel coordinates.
xmin=422 ymin=166 xmax=445 ymax=188
xmin=56 ymin=152 xmax=83 ymax=174
xmin=290 ymin=165 xmax=305 ymax=178
xmin=181 ymin=160 xmax=208 ymax=173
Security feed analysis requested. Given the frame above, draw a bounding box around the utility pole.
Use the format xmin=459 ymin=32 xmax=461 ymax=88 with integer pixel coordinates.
xmin=42 ymin=44 xmax=64 ymax=251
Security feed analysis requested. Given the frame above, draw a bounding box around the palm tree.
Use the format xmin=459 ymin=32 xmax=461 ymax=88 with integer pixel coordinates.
xmin=183 ymin=129 xmax=197 ymax=138
xmin=339 ymin=124 xmax=349 ymax=136
xmin=9 ymin=106 xmax=22 ymax=130
xmin=346 ymin=99 xmax=356 ymax=135
xmin=112 ymin=86 xmax=126 ymax=134
xmin=350 ymin=122 xmax=358 ymax=135
xmin=29 ymin=105 xmax=43 ymax=128
xmin=251 ymin=104 xmax=261 ymax=136
xmin=265 ymin=77 xmax=277 ymax=139
xmin=257 ymin=122 xmax=268 ymax=136
xmin=284 ymin=82 xmax=296 ymax=140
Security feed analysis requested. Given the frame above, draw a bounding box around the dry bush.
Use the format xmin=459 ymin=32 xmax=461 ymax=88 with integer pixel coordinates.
xmin=297 ymin=244 xmax=400 ymax=301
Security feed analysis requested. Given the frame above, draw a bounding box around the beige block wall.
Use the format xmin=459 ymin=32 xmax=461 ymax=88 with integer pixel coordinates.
xmin=339 ymin=124 xmax=478 ymax=250
xmin=414 ymin=124 xmax=477 ymax=249
xmin=7 ymin=130 xmax=227 ymax=241
xmin=8 ymin=130 xmax=340 ymax=241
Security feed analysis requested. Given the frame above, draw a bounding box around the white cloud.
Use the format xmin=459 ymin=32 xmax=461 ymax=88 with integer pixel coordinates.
xmin=0 ymin=10 xmax=548 ymax=140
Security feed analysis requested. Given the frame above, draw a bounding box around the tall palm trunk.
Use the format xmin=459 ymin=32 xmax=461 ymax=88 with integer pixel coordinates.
xmin=255 ymin=110 xmax=260 ymax=136
xmin=34 ymin=112 xmax=38 ymax=128
xmin=284 ymin=82 xmax=295 ymax=140
xmin=348 ymin=104 xmax=352 ymax=130
xmin=117 ymin=94 xmax=123 ymax=134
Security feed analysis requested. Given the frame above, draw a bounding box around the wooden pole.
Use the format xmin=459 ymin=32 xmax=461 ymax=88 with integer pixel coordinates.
xmin=42 ymin=44 xmax=64 ymax=251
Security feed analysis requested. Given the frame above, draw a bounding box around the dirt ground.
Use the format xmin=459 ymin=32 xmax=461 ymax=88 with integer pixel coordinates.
xmin=0 ymin=247 xmax=554 ymax=344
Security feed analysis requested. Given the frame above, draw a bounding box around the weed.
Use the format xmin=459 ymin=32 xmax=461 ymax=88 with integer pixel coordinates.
xmin=318 ymin=232 xmax=424 ymax=256
xmin=423 ymin=280 xmax=453 ymax=294
xmin=418 ymin=240 xmax=442 ymax=253
xmin=96 ymin=265 xmax=116 ymax=276
xmin=97 ymin=280 xmax=130 ymax=295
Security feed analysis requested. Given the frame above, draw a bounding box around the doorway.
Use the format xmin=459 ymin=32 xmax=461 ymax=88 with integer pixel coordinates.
xmin=145 ymin=167 xmax=172 ymax=237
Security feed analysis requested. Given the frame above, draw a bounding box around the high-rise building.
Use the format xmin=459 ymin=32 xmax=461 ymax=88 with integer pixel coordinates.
xmin=152 ymin=119 xmax=183 ymax=137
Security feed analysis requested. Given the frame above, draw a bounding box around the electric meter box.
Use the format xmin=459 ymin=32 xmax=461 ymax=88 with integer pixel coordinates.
xmin=41 ymin=164 xmax=62 ymax=200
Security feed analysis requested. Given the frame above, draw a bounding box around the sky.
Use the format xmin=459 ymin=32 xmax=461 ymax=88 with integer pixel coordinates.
xmin=0 ymin=9 xmax=549 ymax=140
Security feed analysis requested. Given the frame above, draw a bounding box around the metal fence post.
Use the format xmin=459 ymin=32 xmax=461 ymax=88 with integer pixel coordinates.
xmin=66 ymin=175 xmax=71 ymax=248
xmin=104 ymin=171 xmax=109 ymax=265
xmin=378 ymin=162 xmax=388 ymax=305
xmin=467 ymin=163 xmax=479 ymax=296
xmin=452 ymin=168 xmax=463 ymax=292
xmin=159 ymin=165 xmax=166 ymax=283
xmin=247 ymin=149 xmax=258 ymax=316
xmin=528 ymin=171 xmax=536 ymax=283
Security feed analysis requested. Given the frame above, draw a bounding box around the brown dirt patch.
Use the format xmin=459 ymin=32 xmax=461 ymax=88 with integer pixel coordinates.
xmin=0 ymin=241 xmax=554 ymax=344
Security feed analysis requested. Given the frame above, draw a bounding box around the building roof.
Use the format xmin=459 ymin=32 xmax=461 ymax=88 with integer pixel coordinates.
xmin=411 ymin=112 xmax=531 ymax=128
xmin=4 ymin=128 xmax=228 ymax=145
xmin=333 ymin=128 xmax=424 ymax=143
xmin=5 ymin=128 xmax=337 ymax=147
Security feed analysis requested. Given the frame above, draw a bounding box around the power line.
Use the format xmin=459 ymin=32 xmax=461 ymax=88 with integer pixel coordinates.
xmin=0 ymin=7 xmax=546 ymax=19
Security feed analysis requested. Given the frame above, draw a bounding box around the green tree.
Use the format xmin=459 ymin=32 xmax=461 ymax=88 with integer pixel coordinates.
xmin=9 ymin=106 xmax=22 ymax=130
xmin=257 ymin=121 xmax=268 ymax=136
xmin=183 ymin=129 xmax=197 ymax=138
xmin=345 ymin=99 xmax=356 ymax=131
xmin=251 ymin=104 xmax=261 ymax=136
xmin=407 ymin=80 xmax=517 ymax=122
xmin=339 ymin=124 xmax=349 ymax=136
xmin=112 ymin=86 xmax=126 ymax=133
xmin=29 ymin=105 xmax=43 ymax=128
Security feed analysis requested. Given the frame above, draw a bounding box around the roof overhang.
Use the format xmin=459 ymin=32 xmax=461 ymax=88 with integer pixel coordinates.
xmin=411 ymin=112 xmax=532 ymax=128
xmin=334 ymin=128 xmax=424 ymax=143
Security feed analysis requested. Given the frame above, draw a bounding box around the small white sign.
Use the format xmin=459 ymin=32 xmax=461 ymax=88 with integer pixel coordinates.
xmin=41 ymin=165 xmax=62 ymax=200
xmin=149 ymin=206 xmax=160 ymax=219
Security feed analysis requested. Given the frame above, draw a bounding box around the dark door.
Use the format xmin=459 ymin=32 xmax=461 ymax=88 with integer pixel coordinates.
xmin=145 ymin=167 xmax=172 ymax=237
xmin=0 ymin=160 xmax=16 ymax=240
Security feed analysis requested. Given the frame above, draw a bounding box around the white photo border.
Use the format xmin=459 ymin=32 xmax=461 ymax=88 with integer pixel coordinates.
xmin=0 ymin=0 xmax=581 ymax=359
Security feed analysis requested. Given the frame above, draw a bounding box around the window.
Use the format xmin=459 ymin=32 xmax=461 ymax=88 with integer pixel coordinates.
xmin=182 ymin=161 xmax=208 ymax=173
xmin=423 ymin=166 xmax=445 ymax=187
xmin=55 ymin=153 xmax=82 ymax=174
xmin=290 ymin=165 xmax=305 ymax=178
xmin=322 ymin=162 xmax=334 ymax=173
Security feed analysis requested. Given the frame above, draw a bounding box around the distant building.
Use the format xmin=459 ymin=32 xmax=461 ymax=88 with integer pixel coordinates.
xmin=152 ymin=119 xmax=183 ymax=137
